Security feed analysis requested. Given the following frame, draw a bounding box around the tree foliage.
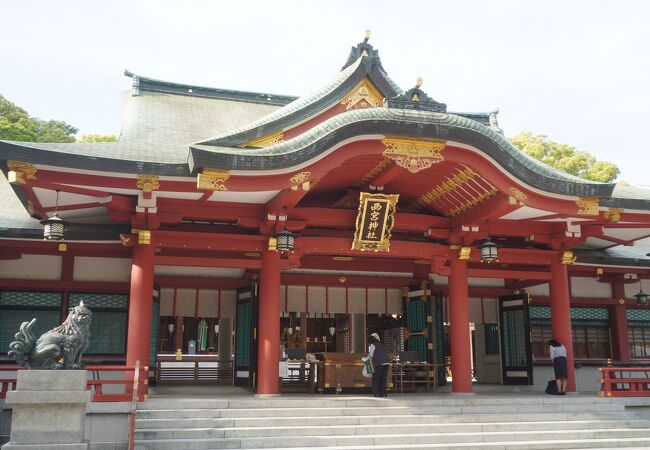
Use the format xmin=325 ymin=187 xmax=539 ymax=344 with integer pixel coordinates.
xmin=77 ymin=134 xmax=117 ymax=143
xmin=0 ymin=95 xmax=78 ymax=143
xmin=508 ymin=132 xmax=619 ymax=183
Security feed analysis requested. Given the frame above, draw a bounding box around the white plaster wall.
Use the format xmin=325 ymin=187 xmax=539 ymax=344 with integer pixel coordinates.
xmin=286 ymin=285 xmax=306 ymax=312
xmin=74 ymin=257 xmax=131 ymax=282
xmin=175 ymin=288 xmax=196 ymax=317
xmin=430 ymin=274 xmax=448 ymax=286
xmin=625 ymin=281 xmax=643 ymax=299
xmin=0 ymin=254 xmax=61 ymax=280
xmin=153 ymin=266 xmax=244 ymax=278
xmin=197 ymin=289 xmax=219 ymax=318
xmin=159 ymin=288 xmax=175 ymax=316
xmin=469 ymin=297 xmax=483 ymax=323
xmin=468 ymin=297 xmax=498 ymax=324
xmin=327 ymin=287 xmax=347 ymax=314
xmin=526 ymin=283 xmax=550 ymax=296
xmin=307 ymin=286 xmax=326 ymax=314
xmin=571 ymin=277 xmax=612 ymax=298
xmin=367 ymin=288 xmax=385 ymax=314
xmin=483 ymin=298 xmax=498 ymax=323
xmin=468 ymin=277 xmax=505 ymax=287
xmin=347 ymin=288 xmax=365 ymax=313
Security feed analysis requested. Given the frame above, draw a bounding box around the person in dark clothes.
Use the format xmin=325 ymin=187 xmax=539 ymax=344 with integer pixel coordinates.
xmin=368 ymin=333 xmax=389 ymax=397
xmin=548 ymin=339 xmax=568 ymax=395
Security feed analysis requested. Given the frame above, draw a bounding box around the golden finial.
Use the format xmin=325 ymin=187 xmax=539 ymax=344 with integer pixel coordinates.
xmin=416 ymin=76 xmax=424 ymax=87
xmin=364 ymin=29 xmax=371 ymax=42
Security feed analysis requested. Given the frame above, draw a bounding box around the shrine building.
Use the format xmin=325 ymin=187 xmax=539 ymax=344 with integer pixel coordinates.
xmin=1 ymin=35 xmax=650 ymax=396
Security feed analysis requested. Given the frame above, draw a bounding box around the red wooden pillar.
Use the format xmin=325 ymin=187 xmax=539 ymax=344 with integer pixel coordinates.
xmin=611 ymin=281 xmax=630 ymax=361
xmin=449 ymin=256 xmax=472 ymax=393
xmin=549 ymin=257 xmax=576 ymax=392
xmin=126 ymin=241 xmax=155 ymax=399
xmin=257 ymin=249 xmax=281 ymax=394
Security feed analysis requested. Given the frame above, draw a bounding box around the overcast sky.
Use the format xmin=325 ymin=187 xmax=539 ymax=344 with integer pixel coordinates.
xmin=1 ymin=1 xmax=648 ymax=185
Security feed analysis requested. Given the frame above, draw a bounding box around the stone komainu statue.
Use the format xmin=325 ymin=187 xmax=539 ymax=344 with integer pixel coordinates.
xmin=8 ymin=301 xmax=92 ymax=369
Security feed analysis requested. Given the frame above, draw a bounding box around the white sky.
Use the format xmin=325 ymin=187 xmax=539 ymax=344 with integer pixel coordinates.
xmin=1 ymin=1 xmax=649 ymax=185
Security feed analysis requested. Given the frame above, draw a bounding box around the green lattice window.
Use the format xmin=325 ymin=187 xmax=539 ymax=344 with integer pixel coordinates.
xmin=0 ymin=291 xmax=62 ymax=352
xmin=484 ymin=323 xmax=499 ymax=355
xmin=69 ymin=293 xmax=127 ymax=355
xmin=407 ymin=334 xmax=427 ymax=362
xmin=530 ymin=306 xmax=609 ymax=327
xmin=235 ymin=302 xmax=250 ymax=366
xmin=628 ymin=309 xmax=650 ymax=358
xmin=502 ymin=309 xmax=528 ymax=367
xmin=407 ymin=300 xmax=426 ymax=332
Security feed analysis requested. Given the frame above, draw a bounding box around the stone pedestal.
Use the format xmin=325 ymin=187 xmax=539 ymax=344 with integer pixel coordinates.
xmin=2 ymin=370 xmax=90 ymax=450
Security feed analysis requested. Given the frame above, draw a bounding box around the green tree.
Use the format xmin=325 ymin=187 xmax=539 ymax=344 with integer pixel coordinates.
xmin=77 ymin=134 xmax=117 ymax=143
xmin=508 ymin=132 xmax=619 ymax=183
xmin=0 ymin=95 xmax=78 ymax=143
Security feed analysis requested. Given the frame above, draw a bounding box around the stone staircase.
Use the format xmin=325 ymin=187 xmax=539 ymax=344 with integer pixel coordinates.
xmin=134 ymin=394 xmax=650 ymax=449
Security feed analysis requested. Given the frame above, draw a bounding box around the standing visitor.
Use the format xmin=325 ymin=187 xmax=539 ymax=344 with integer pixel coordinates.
xmin=368 ymin=333 xmax=389 ymax=397
xmin=548 ymin=339 xmax=568 ymax=395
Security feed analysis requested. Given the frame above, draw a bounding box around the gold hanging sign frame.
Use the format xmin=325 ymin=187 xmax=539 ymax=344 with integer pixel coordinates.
xmin=351 ymin=192 xmax=399 ymax=252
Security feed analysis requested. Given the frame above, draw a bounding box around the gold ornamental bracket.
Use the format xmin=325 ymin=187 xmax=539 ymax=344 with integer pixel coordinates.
xmin=239 ymin=131 xmax=284 ymax=149
xmin=7 ymin=160 xmax=37 ymax=185
xmin=340 ymin=79 xmax=384 ymax=110
xmin=130 ymin=229 xmax=151 ymax=245
xmin=289 ymin=171 xmax=311 ymax=191
xmin=560 ymin=251 xmax=577 ymax=265
xmin=136 ymin=175 xmax=160 ymax=193
xmin=351 ymin=192 xmax=399 ymax=252
xmin=197 ymin=169 xmax=230 ymax=191
xmin=382 ymin=138 xmax=446 ymax=174
xmin=576 ymin=197 xmax=599 ymax=216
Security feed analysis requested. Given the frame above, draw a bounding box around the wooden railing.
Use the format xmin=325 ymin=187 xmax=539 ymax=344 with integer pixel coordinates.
xmin=86 ymin=364 xmax=143 ymax=402
xmin=599 ymin=366 xmax=650 ymax=397
xmin=156 ymin=356 xmax=233 ymax=384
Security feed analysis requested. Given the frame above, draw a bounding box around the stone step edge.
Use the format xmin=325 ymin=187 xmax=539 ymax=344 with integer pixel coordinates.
xmin=134 ymin=419 xmax=650 ymax=432
xmin=134 ymin=436 xmax=650 ymax=448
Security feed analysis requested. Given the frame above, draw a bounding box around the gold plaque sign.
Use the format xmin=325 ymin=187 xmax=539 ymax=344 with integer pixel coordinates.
xmin=351 ymin=192 xmax=399 ymax=252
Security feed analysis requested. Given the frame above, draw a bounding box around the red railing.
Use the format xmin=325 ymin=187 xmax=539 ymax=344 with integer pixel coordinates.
xmin=86 ymin=364 xmax=144 ymax=402
xmin=0 ymin=364 xmax=144 ymax=402
xmin=0 ymin=365 xmax=23 ymax=399
xmin=599 ymin=367 xmax=650 ymax=397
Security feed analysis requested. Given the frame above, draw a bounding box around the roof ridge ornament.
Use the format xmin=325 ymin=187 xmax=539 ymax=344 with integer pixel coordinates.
xmin=341 ymin=29 xmax=385 ymax=72
xmin=386 ymin=77 xmax=447 ymax=113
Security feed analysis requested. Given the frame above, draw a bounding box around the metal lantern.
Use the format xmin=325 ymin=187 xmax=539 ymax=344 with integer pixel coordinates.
xmin=40 ymin=190 xmax=66 ymax=241
xmin=635 ymin=280 xmax=649 ymax=305
xmin=478 ymin=239 xmax=499 ymax=262
xmin=275 ymin=229 xmax=295 ymax=253
xmin=40 ymin=214 xmax=66 ymax=241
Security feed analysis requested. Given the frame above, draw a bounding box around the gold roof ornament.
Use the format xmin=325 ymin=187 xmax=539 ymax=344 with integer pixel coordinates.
xmin=7 ymin=161 xmax=37 ymax=185
xmin=382 ymin=137 xmax=446 ymax=174
xmin=576 ymin=197 xmax=599 ymax=216
xmin=561 ymin=251 xmax=577 ymax=265
xmin=340 ymin=79 xmax=383 ymax=110
xmin=136 ymin=175 xmax=160 ymax=193
xmin=197 ymin=169 xmax=230 ymax=191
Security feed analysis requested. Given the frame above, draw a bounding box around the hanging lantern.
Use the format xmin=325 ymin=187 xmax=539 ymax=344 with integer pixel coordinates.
xmin=635 ymin=279 xmax=649 ymax=305
xmin=274 ymin=229 xmax=295 ymax=253
xmin=40 ymin=190 xmax=66 ymax=241
xmin=478 ymin=238 xmax=499 ymax=262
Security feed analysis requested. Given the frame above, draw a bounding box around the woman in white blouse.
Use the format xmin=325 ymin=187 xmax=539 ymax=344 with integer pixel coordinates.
xmin=548 ymin=339 xmax=567 ymax=395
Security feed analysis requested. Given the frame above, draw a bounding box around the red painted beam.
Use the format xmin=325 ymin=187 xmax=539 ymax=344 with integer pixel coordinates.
xmin=154 ymin=276 xmax=248 ymax=289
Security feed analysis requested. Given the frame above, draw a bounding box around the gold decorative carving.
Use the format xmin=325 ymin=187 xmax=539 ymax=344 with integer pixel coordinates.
xmin=576 ymin=197 xmax=599 ymax=215
xmin=351 ymin=192 xmax=399 ymax=252
xmin=268 ymin=237 xmax=277 ymax=251
xmin=131 ymin=229 xmax=151 ymax=245
xmin=447 ymin=187 xmax=498 ymax=217
xmin=604 ymin=208 xmax=623 ymax=223
xmin=136 ymin=175 xmax=160 ymax=192
xmin=458 ymin=247 xmax=471 ymax=260
xmin=382 ymin=137 xmax=446 ymax=173
xmin=406 ymin=168 xmax=476 ymax=212
xmin=197 ymin=169 xmax=230 ymax=191
xmin=58 ymin=243 xmax=67 ymax=252
xmin=340 ymin=79 xmax=383 ymax=110
xmin=290 ymin=171 xmax=311 ymax=184
xmin=119 ymin=234 xmax=132 ymax=246
xmin=241 ymin=131 xmax=284 ymax=148
xmin=7 ymin=161 xmax=37 ymax=185
xmin=560 ymin=251 xmax=577 ymax=265
xmin=357 ymin=158 xmax=392 ymax=187
xmin=508 ymin=187 xmax=527 ymax=204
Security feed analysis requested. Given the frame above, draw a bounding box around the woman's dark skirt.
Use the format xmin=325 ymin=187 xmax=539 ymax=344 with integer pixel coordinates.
xmin=553 ymin=356 xmax=568 ymax=379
